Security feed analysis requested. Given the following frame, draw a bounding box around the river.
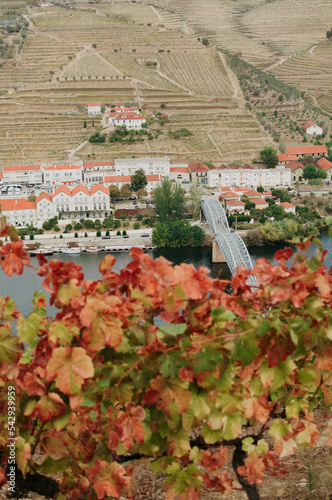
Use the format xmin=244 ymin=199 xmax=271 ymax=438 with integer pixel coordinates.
xmin=1 ymin=230 xmax=331 ymax=317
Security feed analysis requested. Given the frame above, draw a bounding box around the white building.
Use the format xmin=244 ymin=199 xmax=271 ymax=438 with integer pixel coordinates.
xmin=114 ymin=157 xmax=170 ymax=177
xmin=83 ymin=161 xmax=116 ymax=185
xmin=113 ymin=113 xmax=146 ymax=130
xmin=0 ymin=198 xmax=37 ymax=226
xmin=87 ymin=103 xmax=101 ymax=115
xmin=279 ymin=202 xmax=296 ymax=214
xmin=3 ymin=165 xmax=42 ymax=186
xmin=208 ymin=166 xmax=291 ymax=188
xmin=303 ymin=122 xmax=323 ymax=136
xmin=169 ymin=166 xmax=190 ymax=184
xmin=43 ymin=164 xmax=83 ymax=187
xmin=48 ymin=183 xmax=111 ymax=219
xmin=104 ymin=174 xmax=161 ymax=192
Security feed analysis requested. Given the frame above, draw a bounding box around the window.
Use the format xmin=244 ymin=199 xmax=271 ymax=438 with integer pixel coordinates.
xmin=98 ymin=204 xmax=101 ymax=210
xmin=66 ymin=206 xmax=69 ymax=211
xmin=75 ymin=206 xmax=78 ymax=211
xmin=93 ymin=204 xmax=96 ymax=210
xmin=80 ymin=206 xmax=83 ymax=211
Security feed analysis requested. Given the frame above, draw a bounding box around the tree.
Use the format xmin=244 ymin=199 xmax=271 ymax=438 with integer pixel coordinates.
xmin=190 ymin=183 xmax=205 ymax=219
xmin=28 ymin=195 xmax=37 ymax=202
xmin=153 ymin=178 xmax=186 ymax=221
xmin=102 ymin=217 xmax=115 ymax=230
xmin=303 ymin=164 xmax=327 ymax=180
xmin=130 ymin=169 xmax=148 ymax=192
xmin=260 ymin=147 xmax=279 ymax=169
xmin=136 ymin=188 xmax=148 ymax=199
xmin=83 ymin=219 xmax=94 ymax=229
xmin=120 ymin=184 xmax=132 ymax=199
xmin=109 ymin=185 xmax=121 ymax=201
xmin=1 ymin=215 xmax=332 ymax=500
xmin=257 ymin=186 xmax=264 ymax=193
xmin=93 ymin=219 xmax=102 ymax=229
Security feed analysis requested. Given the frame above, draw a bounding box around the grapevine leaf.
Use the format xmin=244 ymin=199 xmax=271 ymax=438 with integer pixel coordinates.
xmin=0 ymin=326 xmax=22 ymax=362
xmin=17 ymin=313 xmax=43 ymax=345
xmin=87 ymin=459 xmax=130 ymax=500
xmin=34 ymin=393 xmax=66 ymax=423
xmin=46 ymin=347 xmax=94 ymax=395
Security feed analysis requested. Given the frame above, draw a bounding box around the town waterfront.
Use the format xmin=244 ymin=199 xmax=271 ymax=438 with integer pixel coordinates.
xmin=1 ymin=230 xmax=331 ymax=317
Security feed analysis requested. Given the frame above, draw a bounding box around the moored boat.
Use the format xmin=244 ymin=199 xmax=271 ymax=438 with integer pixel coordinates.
xmin=61 ymin=247 xmax=81 ymax=254
xmin=29 ymin=248 xmax=53 ymax=257
xmin=86 ymin=247 xmax=99 ymax=253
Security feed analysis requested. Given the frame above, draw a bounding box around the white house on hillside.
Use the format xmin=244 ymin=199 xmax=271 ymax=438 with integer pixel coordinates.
xmin=3 ymin=165 xmax=42 ymax=185
xmin=302 ymin=122 xmax=323 ymax=136
xmin=43 ymin=164 xmax=83 ymax=186
xmin=87 ymin=103 xmax=101 ymax=115
xmin=208 ymin=166 xmax=291 ymax=188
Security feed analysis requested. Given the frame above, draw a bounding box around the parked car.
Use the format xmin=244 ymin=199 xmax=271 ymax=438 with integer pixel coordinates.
xmin=125 ymin=206 xmax=129 ymax=209
xmin=133 ymin=200 xmax=137 ymax=205
xmin=141 ymin=234 xmax=149 ymax=237
xmin=123 ymin=235 xmax=130 ymax=238
xmin=102 ymin=236 xmax=111 ymax=239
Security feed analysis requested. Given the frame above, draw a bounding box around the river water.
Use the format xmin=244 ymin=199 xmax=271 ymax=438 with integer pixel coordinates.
xmin=1 ymin=231 xmax=331 ymax=317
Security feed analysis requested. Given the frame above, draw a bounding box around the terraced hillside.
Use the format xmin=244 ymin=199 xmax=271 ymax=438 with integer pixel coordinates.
xmin=0 ymin=1 xmax=276 ymax=167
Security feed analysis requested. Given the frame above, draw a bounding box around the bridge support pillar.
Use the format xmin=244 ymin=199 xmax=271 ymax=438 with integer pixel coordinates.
xmin=212 ymin=239 xmax=226 ymax=263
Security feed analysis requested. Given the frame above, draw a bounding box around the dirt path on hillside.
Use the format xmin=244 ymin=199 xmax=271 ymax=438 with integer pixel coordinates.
xmin=218 ymin=52 xmax=244 ymax=104
xmin=206 ymin=131 xmax=222 ymax=157
xmin=149 ymin=5 xmax=163 ymax=22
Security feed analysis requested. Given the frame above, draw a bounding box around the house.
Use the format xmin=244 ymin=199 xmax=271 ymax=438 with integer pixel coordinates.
xmin=302 ymin=122 xmax=323 ymax=136
xmin=83 ymin=161 xmax=116 ymax=185
xmin=87 ymin=103 xmax=101 ymax=115
xmin=225 ymin=199 xmax=245 ymax=212
xmin=188 ymin=163 xmax=209 ymax=185
xmin=37 ymin=183 xmax=111 ymax=222
xmin=277 ymin=154 xmax=298 ymax=165
xmin=0 ymin=198 xmax=37 ymax=226
xmin=104 ymin=174 xmax=162 ymax=192
xmin=114 ymin=157 xmax=170 ymax=177
xmin=208 ymin=165 xmax=291 ymax=188
xmin=249 ymin=198 xmax=269 ymax=210
xmin=284 ymin=160 xmax=304 ymax=183
xmin=43 ymin=164 xmax=83 ymax=186
xmin=316 ymin=157 xmax=332 ymax=181
xmin=285 ymin=146 xmax=327 ymax=159
xmin=113 ymin=113 xmax=146 ymax=130
xmin=3 ymin=165 xmax=42 ymax=186
xmin=169 ymin=166 xmax=190 ymax=184
xmin=279 ymin=202 xmax=296 ymax=214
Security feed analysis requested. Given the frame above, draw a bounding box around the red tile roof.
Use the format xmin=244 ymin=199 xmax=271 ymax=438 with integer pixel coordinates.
xmin=170 ymin=167 xmax=189 ymax=173
xmin=0 ymin=173 xmax=3 ymax=179
xmin=316 ymin=157 xmax=332 ymax=171
xmin=286 ymin=146 xmax=327 ymax=155
xmin=280 ymin=202 xmax=295 ymax=208
xmin=88 ymin=103 xmax=101 ymax=107
xmin=84 ymin=161 xmax=115 ymax=168
xmin=0 ymin=198 xmax=36 ymax=211
xmin=245 ymin=190 xmax=261 ymax=197
xmin=284 ymin=160 xmax=304 ymax=172
xmin=188 ymin=163 xmax=209 ymax=173
xmin=53 ymin=185 xmax=72 ymax=196
xmin=44 ymin=164 xmax=81 ymax=171
xmin=278 ymin=154 xmax=297 ymax=162
xmin=302 ymin=122 xmax=315 ymax=131
xmin=36 ymin=193 xmax=52 ymax=202
xmin=225 ymin=200 xmax=245 ymax=207
xmin=250 ymin=198 xmax=268 ymax=205
xmin=3 ymin=165 xmax=41 ymax=172
xmin=90 ymin=183 xmax=110 ymax=195
xmin=114 ymin=113 xmax=146 ymax=121
xmin=220 ymin=191 xmax=240 ymax=198
xmin=71 ymin=184 xmax=90 ymax=196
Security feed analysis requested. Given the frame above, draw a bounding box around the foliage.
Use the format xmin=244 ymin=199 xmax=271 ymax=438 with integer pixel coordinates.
xmin=96 ymin=230 xmax=101 ymax=237
xmin=190 ymin=183 xmax=205 ymax=220
xmin=42 ymin=218 xmax=58 ymax=231
xmin=153 ymin=179 xmax=186 ymax=221
xmin=1 ymin=216 xmax=332 ymax=500
xmin=152 ymin=220 xmax=204 ymax=247
xmin=93 ymin=219 xmax=102 ymax=230
xmin=133 ymin=222 xmax=140 ymax=230
xmin=246 ymin=219 xmax=319 ymax=246
xmin=257 ymin=186 xmax=264 ymax=193
xmin=109 ymin=185 xmax=121 ymax=200
xmin=28 ymin=195 xmax=37 ymax=202
xmin=262 ymin=204 xmax=286 ymax=221
xmin=102 ymin=217 xmax=115 ymax=230
xmin=271 ymin=189 xmax=291 ymax=203
xmin=303 ymin=164 xmax=327 ymax=180
xmin=130 ymin=169 xmax=148 ymax=192
xmin=168 ymin=128 xmax=193 ymax=140
xmin=89 ymin=132 xmax=106 ymax=144
xmin=120 ymin=184 xmax=132 ymax=199
xmin=260 ymin=147 xmax=279 ymax=169
xmin=136 ymin=188 xmax=148 ymax=199
xmin=83 ymin=220 xmax=94 ymax=229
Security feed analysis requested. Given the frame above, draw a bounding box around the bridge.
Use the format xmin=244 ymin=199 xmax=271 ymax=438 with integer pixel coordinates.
xmin=201 ymin=198 xmax=256 ymax=286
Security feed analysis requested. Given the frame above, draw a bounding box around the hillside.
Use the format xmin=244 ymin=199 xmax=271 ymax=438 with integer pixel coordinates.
xmin=0 ymin=0 xmax=332 ymax=166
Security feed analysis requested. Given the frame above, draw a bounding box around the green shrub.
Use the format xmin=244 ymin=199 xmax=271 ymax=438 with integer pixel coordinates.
xmin=116 ymin=230 xmax=121 ymax=235
xmin=75 ymin=233 xmax=78 ymax=238
xmin=133 ymin=222 xmax=140 ymax=230
xmin=29 ymin=234 xmax=34 ymax=240
xmin=96 ymin=230 xmax=101 ymax=237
